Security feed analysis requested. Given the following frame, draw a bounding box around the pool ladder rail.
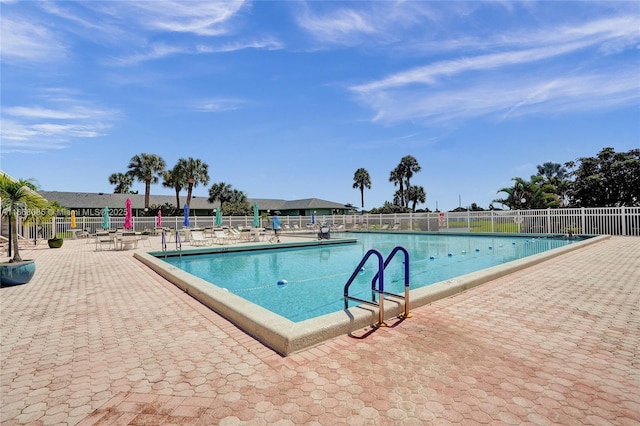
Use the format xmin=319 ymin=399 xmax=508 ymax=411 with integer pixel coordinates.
xmin=344 ymin=246 xmax=411 ymax=327
xmin=161 ymin=229 xmax=182 ymax=257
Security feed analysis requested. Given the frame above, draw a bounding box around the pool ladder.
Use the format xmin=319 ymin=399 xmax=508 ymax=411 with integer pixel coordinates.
xmin=161 ymin=229 xmax=182 ymax=257
xmin=343 ymin=246 xmax=411 ymax=327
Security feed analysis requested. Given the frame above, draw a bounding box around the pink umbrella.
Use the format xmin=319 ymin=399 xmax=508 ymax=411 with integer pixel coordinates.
xmin=124 ymin=198 xmax=133 ymax=230
xmin=156 ymin=210 xmax=162 ymax=228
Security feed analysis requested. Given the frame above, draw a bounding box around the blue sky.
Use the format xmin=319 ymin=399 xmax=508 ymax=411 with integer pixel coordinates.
xmin=1 ymin=1 xmax=639 ymax=212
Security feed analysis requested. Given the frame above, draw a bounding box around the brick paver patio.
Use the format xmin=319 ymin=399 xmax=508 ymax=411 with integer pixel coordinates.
xmin=1 ymin=235 xmax=639 ymax=425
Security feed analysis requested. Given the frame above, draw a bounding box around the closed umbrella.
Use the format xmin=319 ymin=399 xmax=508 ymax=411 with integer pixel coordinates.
xmin=183 ymin=204 xmax=190 ymax=227
xmin=102 ymin=207 xmax=110 ymax=230
xmin=311 ymin=211 xmax=316 ymax=225
xmin=156 ymin=210 xmax=162 ymax=228
xmin=253 ymin=203 xmax=259 ymax=228
xmin=70 ymin=210 xmax=76 ymax=229
xmin=215 ymin=208 xmax=222 ymax=226
xmin=124 ymin=198 xmax=133 ymax=230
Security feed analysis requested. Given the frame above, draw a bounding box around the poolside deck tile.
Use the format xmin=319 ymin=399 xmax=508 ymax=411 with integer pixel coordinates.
xmin=1 ymin=235 xmax=639 ymax=424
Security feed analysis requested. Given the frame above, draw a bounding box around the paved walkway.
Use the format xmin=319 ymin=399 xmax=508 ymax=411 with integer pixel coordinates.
xmin=1 ymin=235 xmax=639 ymax=425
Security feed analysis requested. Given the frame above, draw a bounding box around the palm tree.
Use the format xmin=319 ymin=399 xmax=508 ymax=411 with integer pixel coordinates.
xmin=162 ymin=167 xmax=184 ymax=209
xmin=352 ymin=168 xmax=371 ymax=210
xmin=536 ymin=162 xmax=567 ymax=183
xmin=180 ymin=157 xmax=210 ymax=208
xmin=494 ymin=176 xmax=557 ymax=209
xmin=127 ymin=153 xmax=166 ymax=209
xmin=389 ymin=166 xmax=405 ymax=207
xmin=399 ymin=155 xmax=421 ymax=207
xmin=0 ymin=173 xmax=48 ymax=263
xmin=108 ymin=173 xmax=133 ymax=194
xmin=390 ymin=155 xmax=422 ymax=208
xmin=407 ymin=185 xmax=426 ymax=212
xmin=208 ymin=182 xmax=233 ymax=210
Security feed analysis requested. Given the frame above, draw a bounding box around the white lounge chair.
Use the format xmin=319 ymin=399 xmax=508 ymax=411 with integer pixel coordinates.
xmin=95 ymin=232 xmax=114 ymax=251
xmin=190 ymin=230 xmax=212 ymax=246
xmin=118 ymin=232 xmax=138 ymax=250
xmin=214 ymin=230 xmax=235 ymax=245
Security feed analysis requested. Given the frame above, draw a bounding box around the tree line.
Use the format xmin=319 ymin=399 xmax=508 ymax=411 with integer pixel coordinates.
xmin=109 ymin=154 xmax=250 ymax=216
xmin=352 ymin=147 xmax=639 ymax=212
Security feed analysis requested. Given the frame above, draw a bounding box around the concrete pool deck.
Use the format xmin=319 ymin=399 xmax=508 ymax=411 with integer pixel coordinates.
xmin=1 ymin=234 xmax=639 ymax=424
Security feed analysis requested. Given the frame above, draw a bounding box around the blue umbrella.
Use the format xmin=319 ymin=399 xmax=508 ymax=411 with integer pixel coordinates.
xmin=102 ymin=207 xmax=110 ymax=229
xmin=183 ymin=204 xmax=190 ymax=227
xmin=215 ymin=208 xmax=222 ymax=226
xmin=253 ymin=203 xmax=259 ymax=227
xmin=311 ymin=211 xmax=316 ymax=225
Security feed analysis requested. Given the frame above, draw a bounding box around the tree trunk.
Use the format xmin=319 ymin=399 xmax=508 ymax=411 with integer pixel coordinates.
xmin=11 ymin=214 xmax=22 ymax=263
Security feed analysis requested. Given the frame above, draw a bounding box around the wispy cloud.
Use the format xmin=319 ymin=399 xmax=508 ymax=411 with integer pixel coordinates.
xmin=1 ymin=91 xmax=119 ymax=153
xmin=119 ymin=0 xmax=246 ymax=36
xmin=350 ymin=14 xmax=640 ymax=125
xmin=0 ymin=17 xmax=67 ymax=63
xmin=193 ymin=98 xmax=245 ymax=113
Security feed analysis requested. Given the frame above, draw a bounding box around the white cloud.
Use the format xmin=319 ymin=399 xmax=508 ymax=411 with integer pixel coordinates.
xmin=193 ymin=98 xmax=245 ymax=113
xmin=349 ymin=14 xmax=640 ymax=125
xmin=0 ymin=92 xmax=119 ymax=153
xmin=123 ymin=0 xmax=246 ymax=36
xmin=0 ymin=17 xmax=67 ymax=63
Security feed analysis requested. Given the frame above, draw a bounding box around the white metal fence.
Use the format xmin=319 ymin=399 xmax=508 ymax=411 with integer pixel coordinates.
xmin=8 ymin=206 xmax=640 ymax=240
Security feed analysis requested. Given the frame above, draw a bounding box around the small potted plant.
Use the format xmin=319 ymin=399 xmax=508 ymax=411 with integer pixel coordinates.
xmin=1 ymin=173 xmax=48 ymax=286
xmin=45 ymin=201 xmax=65 ymax=248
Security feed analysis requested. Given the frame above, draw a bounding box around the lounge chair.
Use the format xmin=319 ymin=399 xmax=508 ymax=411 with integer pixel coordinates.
xmin=190 ymin=230 xmax=212 ymax=246
xmin=95 ymin=231 xmax=114 ymax=251
xmin=214 ymin=230 xmax=235 ymax=245
xmin=118 ymin=232 xmax=138 ymax=250
xmin=392 ymin=223 xmax=401 ymax=231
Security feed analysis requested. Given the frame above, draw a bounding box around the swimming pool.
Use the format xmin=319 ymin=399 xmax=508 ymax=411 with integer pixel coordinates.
xmin=136 ymin=232 xmax=602 ymax=355
xmin=161 ymin=233 xmax=578 ymax=322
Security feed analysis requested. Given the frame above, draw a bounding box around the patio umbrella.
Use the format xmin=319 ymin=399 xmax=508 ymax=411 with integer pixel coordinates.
xmin=102 ymin=207 xmax=110 ymax=230
xmin=311 ymin=211 xmax=316 ymax=225
xmin=70 ymin=210 xmax=76 ymax=229
xmin=215 ymin=208 xmax=222 ymax=226
xmin=183 ymin=204 xmax=190 ymax=227
xmin=253 ymin=203 xmax=259 ymax=228
xmin=156 ymin=210 xmax=162 ymax=228
xmin=124 ymin=198 xmax=133 ymax=230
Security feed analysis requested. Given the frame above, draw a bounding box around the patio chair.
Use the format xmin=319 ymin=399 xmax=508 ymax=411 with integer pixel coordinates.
xmin=118 ymin=232 xmax=138 ymax=250
xmin=95 ymin=231 xmax=114 ymax=251
xmin=190 ymin=230 xmax=212 ymax=246
xmin=214 ymin=230 xmax=235 ymax=245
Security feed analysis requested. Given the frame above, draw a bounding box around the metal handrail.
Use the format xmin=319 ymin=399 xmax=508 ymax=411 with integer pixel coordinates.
xmin=344 ymin=249 xmax=386 ymax=326
xmin=372 ymin=246 xmax=411 ymax=318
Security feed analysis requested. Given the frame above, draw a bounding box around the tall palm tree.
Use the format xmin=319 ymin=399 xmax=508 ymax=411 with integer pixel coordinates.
xmin=0 ymin=173 xmax=48 ymax=263
xmin=108 ymin=172 xmax=133 ymax=194
xmin=127 ymin=153 xmax=166 ymax=209
xmin=208 ymin=182 xmax=233 ymax=210
xmin=180 ymin=157 xmax=210 ymax=208
xmin=352 ymin=168 xmax=371 ymax=210
xmin=390 ymin=155 xmax=422 ymax=208
xmin=162 ymin=167 xmax=184 ymax=209
xmin=399 ymin=155 xmax=421 ymax=206
xmin=389 ymin=166 xmax=405 ymax=207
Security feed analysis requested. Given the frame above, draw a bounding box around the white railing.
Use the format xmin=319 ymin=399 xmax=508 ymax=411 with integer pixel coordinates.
xmin=8 ymin=206 xmax=640 ymax=240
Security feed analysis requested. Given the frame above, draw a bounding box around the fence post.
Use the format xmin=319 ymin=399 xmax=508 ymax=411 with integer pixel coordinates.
xmin=621 ymin=206 xmax=626 ymax=236
xmin=491 ymin=210 xmax=494 ymax=233
xmin=546 ymin=208 xmax=551 ymax=234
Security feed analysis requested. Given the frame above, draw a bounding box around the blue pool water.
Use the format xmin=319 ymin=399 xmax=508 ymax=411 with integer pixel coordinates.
xmin=162 ymin=233 xmax=578 ymax=322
